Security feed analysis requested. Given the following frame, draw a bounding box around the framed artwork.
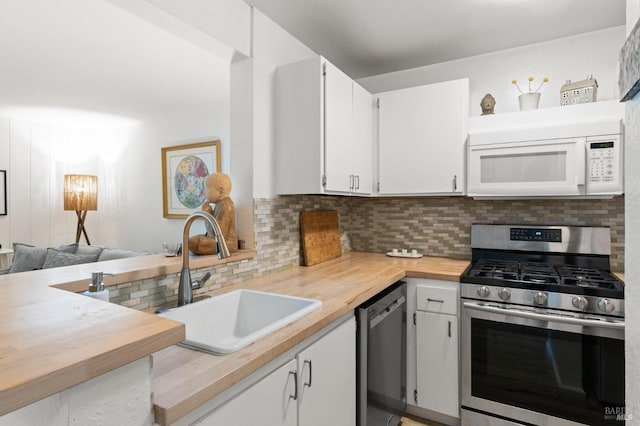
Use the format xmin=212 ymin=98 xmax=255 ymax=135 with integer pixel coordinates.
xmin=620 ymin=17 xmax=640 ymax=102
xmin=162 ymin=141 xmax=221 ymax=218
xmin=0 ymin=170 xmax=5 ymax=216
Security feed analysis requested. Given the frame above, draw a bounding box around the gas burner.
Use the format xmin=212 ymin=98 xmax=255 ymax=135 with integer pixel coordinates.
xmin=474 ymin=271 xmax=519 ymax=280
xmin=565 ymin=279 xmax=611 ymax=288
xmin=519 ymin=262 xmax=559 ymax=284
xmin=557 ymin=265 xmax=608 ymax=278
xmin=556 ymin=265 xmax=624 ymax=291
xmin=521 ymin=274 xmax=559 ymax=285
xmin=471 ymin=259 xmax=519 ymax=279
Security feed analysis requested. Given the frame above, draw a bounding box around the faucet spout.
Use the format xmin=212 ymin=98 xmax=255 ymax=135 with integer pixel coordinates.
xmin=178 ymin=211 xmax=231 ymax=306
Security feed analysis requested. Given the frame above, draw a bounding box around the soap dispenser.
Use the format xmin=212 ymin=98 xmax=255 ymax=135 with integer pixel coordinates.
xmin=83 ymin=272 xmax=115 ymax=302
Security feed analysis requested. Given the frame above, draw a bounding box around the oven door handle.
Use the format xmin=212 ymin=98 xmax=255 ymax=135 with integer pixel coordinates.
xmin=462 ymin=302 xmax=625 ymax=330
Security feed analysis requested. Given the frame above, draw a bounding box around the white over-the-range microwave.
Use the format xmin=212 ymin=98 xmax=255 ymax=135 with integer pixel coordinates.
xmin=467 ymin=119 xmax=623 ymax=198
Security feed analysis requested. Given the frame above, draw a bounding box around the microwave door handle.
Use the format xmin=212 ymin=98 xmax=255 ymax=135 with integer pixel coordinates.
xmin=576 ymin=139 xmax=586 ymax=186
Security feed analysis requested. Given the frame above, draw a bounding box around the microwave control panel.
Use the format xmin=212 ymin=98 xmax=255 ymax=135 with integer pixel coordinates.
xmin=586 ymin=135 xmax=621 ymax=195
xmin=588 ymin=141 xmax=615 ymax=183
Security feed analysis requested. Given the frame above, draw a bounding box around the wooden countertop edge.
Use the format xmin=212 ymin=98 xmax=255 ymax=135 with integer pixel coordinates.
xmin=50 ymin=250 xmax=256 ymax=293
xmin=152 ymin=253 xmax=467 ymax=425
xmin=0 ymin=250 xmax=256 ymax=416
xmin=0 ymin=319 xmax=185 ymax=416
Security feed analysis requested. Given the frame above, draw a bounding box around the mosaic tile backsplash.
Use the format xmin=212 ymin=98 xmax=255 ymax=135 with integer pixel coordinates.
xmin=346 ymin=196 xmax=625 ymax=270
xmin=113 ymin=195 xmax=624 ymax=310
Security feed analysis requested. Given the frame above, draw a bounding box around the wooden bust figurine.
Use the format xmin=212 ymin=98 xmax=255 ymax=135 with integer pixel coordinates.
xmin=480 ymin=93 xmax=496 ymax=115
xmin=188 ymin=172 xmax=239 ymax=254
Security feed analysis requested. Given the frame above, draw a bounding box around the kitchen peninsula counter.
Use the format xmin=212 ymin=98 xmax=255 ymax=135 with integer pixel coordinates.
xmin=152 ymin=251 xmax=470 ymax=425
xmin=0 ymin=250 xmax=254 ymax=417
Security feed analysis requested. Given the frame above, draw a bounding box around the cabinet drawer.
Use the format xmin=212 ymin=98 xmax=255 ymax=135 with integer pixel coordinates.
xmin=416 ymin=284 xmax=458 ymax=315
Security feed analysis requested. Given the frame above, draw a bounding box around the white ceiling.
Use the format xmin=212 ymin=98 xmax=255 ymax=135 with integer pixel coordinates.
xmin=0 ymin=0 xmax=626 ymax=126
xmin=0 ymin=0 xmax=229 ymax=127
xmin=245 ymin=0 xmax=626 ymax=79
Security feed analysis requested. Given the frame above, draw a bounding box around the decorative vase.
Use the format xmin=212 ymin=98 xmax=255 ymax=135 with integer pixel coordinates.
xmin=518 ymin=92 xmax=541 ymax=111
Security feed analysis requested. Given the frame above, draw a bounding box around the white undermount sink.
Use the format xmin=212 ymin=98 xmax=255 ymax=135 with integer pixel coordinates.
xmin=158 ymin=289 xmax=322 ymax=354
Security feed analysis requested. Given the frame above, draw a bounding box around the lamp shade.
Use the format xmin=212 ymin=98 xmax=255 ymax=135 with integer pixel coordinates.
xmin=64 ymin=174 xmax=98 ymax=211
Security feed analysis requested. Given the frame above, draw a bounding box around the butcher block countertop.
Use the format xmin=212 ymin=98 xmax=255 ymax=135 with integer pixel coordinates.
xmin=152 ymin=251 xmax=470 ymax=425
xmin=0 ymin=250 xmax=254 ymax=417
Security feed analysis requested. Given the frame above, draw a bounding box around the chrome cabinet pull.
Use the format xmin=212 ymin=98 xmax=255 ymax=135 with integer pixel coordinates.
xmin=448 ymin=320 xmax=452 ymax=338
xmin=303 ymin=359 xmax=312 ymax=388
xmin=453 ymin=175 xmax=458 ymax=191
xmin=355 ymin=175 xmax=360 ymax=190
xmin=289 ymin=370 xmax=298 ymax=400
xmin=427 ymin=298 xmax=445 ymax=303
xmin=349 ymin=174 xmax=354 ymax=190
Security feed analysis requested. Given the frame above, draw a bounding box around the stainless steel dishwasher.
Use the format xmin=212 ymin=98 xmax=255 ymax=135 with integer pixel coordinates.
xmin=357 ymin=281 xmax=407 ymax=426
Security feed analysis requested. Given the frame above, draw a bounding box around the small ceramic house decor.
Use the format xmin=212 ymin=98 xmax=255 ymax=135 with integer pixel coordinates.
xmin=560 ymin=75 xmax=598 ymax=106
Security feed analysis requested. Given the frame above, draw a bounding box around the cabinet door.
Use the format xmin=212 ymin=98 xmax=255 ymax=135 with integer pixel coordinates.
xmin=196 ymin=359 xmax=298 ymax=426
xmin=274 ymin=56 xmax=324 ymax=195
xmin=324 ymin=61 xmax=354 ymax=193
xmin=297 ymin=317 xmax=356 ymax=426
xmin=352 ymin=82 xmax=373 ymax=194
xmin=416 ymin=311 xmax=459 ymax=418
xmin=378 ymin=78 xmax=468 ymax=195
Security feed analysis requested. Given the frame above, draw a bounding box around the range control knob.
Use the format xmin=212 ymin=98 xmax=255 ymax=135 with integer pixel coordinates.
xmin=572 ymin=296 xmax=589 ymax=310
xmin=477 ymin=286 xmax=491 ymax=298
xmin=533 ymin=291 xmax=548 ymax=305
xmin=498 ymin=288 xmax=511 ymax=301
xmin=598 ymin=298 xmax=615 ymax=313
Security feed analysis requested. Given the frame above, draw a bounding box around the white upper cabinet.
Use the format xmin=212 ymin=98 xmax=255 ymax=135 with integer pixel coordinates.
xmin=352 ymin=82 xmax=374 ymax=194
xmin=324 ymin=61 xmax=356 ymax=193
xmin=376 ymin=78 xmax=469 ymax=195
xmin=275 ymin=56 xmax=374 ymax=195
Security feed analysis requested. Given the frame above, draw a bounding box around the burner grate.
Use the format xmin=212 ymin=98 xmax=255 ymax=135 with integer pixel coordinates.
xmin=466 ymin=259 xmax=622 ymax=292
xmin=471 ymin=260 xmax=519 ymax=280
xmin=557 ymin=265 xmax=623 ymax=290
xmin=520 ymin=262 xmax=559 ymax=285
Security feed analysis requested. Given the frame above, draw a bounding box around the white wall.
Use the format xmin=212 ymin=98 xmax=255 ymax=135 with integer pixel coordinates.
xmin=0 ymin=357 xmax=152 ymax=426
xmin=0 ymin=92 xmax=229 ymax=252
xmin=0 ymin=118 xmax=132 ymax=249
xmin=358 ymin=27 xmax=625 ymax=116
xmin=249 ymin=10 xmax=316 ymax=198
xmin=0 ymin=0 xmax=234 ymax=253
xmin=625 ymin=0 xmax=640 ymax=418
xmin=105 ymin=0 xmax=251 ymax=60
xmin=109 ymin=106 xmax=230 ymax=252
xmin=230 ymin=7 xmax=315 ymax=229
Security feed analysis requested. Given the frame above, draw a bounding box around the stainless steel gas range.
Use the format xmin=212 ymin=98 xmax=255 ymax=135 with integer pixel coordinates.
xmin=460 ymin=224 xmax=625 ymax=426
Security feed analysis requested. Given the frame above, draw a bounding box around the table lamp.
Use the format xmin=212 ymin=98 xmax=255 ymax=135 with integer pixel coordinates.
xmin=64 ymin=174 xmax=98 ymax=245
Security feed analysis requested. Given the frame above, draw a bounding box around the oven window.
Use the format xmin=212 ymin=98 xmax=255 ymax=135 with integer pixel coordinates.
xmin=471 ymin=319 xmax=624 ymax=425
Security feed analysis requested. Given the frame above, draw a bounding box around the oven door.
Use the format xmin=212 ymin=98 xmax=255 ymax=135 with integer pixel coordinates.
xmin=461 ymin=301 xmax=625 ymax=426
xmin=467 ymin=137 xmax=586 ymax=197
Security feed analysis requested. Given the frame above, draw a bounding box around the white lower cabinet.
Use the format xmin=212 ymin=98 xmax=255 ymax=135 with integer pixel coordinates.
xmin=297 ymin=317 xmax=356 ymax=426
xmin=195 ymin=358 xmax=298 ymax=426
xmin=195 ymin=316 xmax=355 ymax=426
xmin=405 ymin=278 xmax=460 ymax=424
xmin=416 ymin=312 xmax=459 ymax=418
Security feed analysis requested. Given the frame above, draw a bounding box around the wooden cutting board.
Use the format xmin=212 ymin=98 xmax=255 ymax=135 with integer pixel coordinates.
xmin=300 ymin=210 xmax=342 ymax=266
